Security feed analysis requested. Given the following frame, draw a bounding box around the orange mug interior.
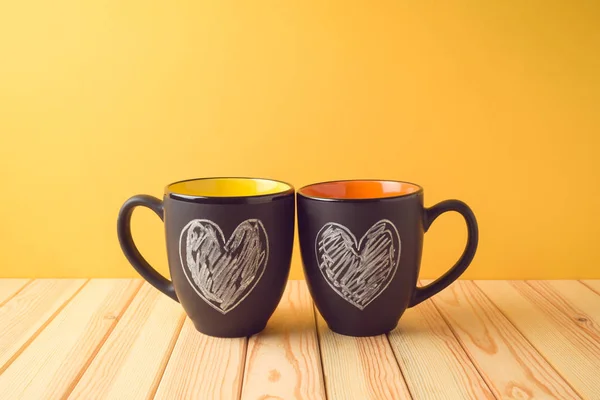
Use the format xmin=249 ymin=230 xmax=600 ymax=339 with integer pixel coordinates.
xmin=299 ymin=180 xmax=421 ymax=200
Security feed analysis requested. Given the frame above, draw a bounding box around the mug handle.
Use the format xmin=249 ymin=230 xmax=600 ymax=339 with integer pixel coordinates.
xmin=409 ymin=199 xmax=478 ymax=307
xmin=117 ymin=195 xmax=178 ymax=302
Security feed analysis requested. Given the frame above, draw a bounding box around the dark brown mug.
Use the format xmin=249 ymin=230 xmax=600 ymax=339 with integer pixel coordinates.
xmin=117 ymin=177 xmax=295 ymax=337
xmin=297 ymin=179 xmax=478 ymax=337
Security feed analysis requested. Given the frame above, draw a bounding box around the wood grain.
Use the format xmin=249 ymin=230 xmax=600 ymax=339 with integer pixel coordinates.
xmin=316 ymin=312 xmax=411 ymax=400
xmin=0 ymin=279 xmax=30 ymax=304
xmin=431 ymin=280 xmax=580 ymax=399
xmin=0 ymin=279 xmax=141 ymax=399
xmin=476 ymin=280 xmax=600 ymax=399
xmin=388 ymin=297 xmax=494 ymax=400
xmin=154 ymin=318 xmax=247 ymax=400
xmin=68 ymin=283 xmax=185 ymax=400
xmin=528 ymin=280 xmax=600 ymax=327
xmin=1 ymin=279 xmax=599 ymax=399
xmin=241 ymin=281 xmax=325 ymax=400
xmin=0 ymin=279 xmax=87 ymax=371
xmin=580 ymin=280 xmax=600 ymax=296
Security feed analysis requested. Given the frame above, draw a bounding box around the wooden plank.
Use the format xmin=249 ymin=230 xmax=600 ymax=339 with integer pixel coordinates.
xmin=431 ymin=281 xmax=580 ymax=399
xmin=0 ymin=279 xmax=87 ymax=371
xmin=0 ymin=279 xmax=30 ymax=304
xmin=529 ymin=280 xmax=600 ymax=325
xmin=241 ymin=281 xmax=325 ymax=400
xmin=68 ymin=283 xmax=185 ymax=400
xmin=0 ymin=279 xmax=141 ymax=399
xmin=388 ymin=297 xmax=494 ymax=400
xmin=580 ymin=280 xmax=600 ymax=295
xmin=476 ymin=280 xmax=600 ymax=399
xmin=316 ymin=313 xmax=411 ymax=400
xmin=154 ymin=318 xmax=247 ymax=400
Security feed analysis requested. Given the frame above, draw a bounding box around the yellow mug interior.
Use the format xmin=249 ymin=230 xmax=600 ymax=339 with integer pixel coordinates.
xmin=167 ymin=177 xmax=292 ymax=198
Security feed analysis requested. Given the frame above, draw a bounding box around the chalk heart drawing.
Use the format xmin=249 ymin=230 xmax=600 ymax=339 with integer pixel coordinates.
xmin=315 ymin=220 xmax=401 ymax=310
xmin=179 ymin=218 xmax=269 ymax=314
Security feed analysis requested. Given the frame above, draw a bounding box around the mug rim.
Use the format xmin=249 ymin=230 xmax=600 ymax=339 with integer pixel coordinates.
xmin=164 ymin=176 xmax=295 ymax=204
xmin=297 ymin=179 xmax=424 ymax=202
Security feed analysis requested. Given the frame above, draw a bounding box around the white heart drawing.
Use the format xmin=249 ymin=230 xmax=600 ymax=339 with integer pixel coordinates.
xmin=179 ymin=218 xmax=269 ymax=314
xmin=315 ymin=219 xmax=400 ymax=310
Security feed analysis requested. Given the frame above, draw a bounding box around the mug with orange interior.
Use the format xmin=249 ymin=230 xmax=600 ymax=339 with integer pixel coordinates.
xmin=297 ymin=179 xmax=478 ymax=337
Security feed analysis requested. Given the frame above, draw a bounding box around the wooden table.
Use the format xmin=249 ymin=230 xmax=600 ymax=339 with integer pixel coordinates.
xmin=0 ymin=279 xmax=599 ymax=399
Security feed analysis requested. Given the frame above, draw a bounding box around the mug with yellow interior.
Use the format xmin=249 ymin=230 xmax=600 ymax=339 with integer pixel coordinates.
xmin=117 ymin=177 xmax=295 ymax=338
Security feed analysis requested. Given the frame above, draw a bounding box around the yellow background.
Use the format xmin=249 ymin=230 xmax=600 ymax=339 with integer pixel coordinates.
xmin=1 ymin=1 xmax=599 ymax=280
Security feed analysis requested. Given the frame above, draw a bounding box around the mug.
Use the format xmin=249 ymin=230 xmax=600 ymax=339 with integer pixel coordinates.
xmin=117 ymin=177 xmax=295 ymax=337
xmin=297 ymin=179 xmax=478 ymax=337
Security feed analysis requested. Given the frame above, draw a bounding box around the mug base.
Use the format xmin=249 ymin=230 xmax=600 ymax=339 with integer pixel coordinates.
xmin=326 ymin=321 xmax=399 ymax=337
xmin=192 ymin=319 xmax=268 ymax=338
